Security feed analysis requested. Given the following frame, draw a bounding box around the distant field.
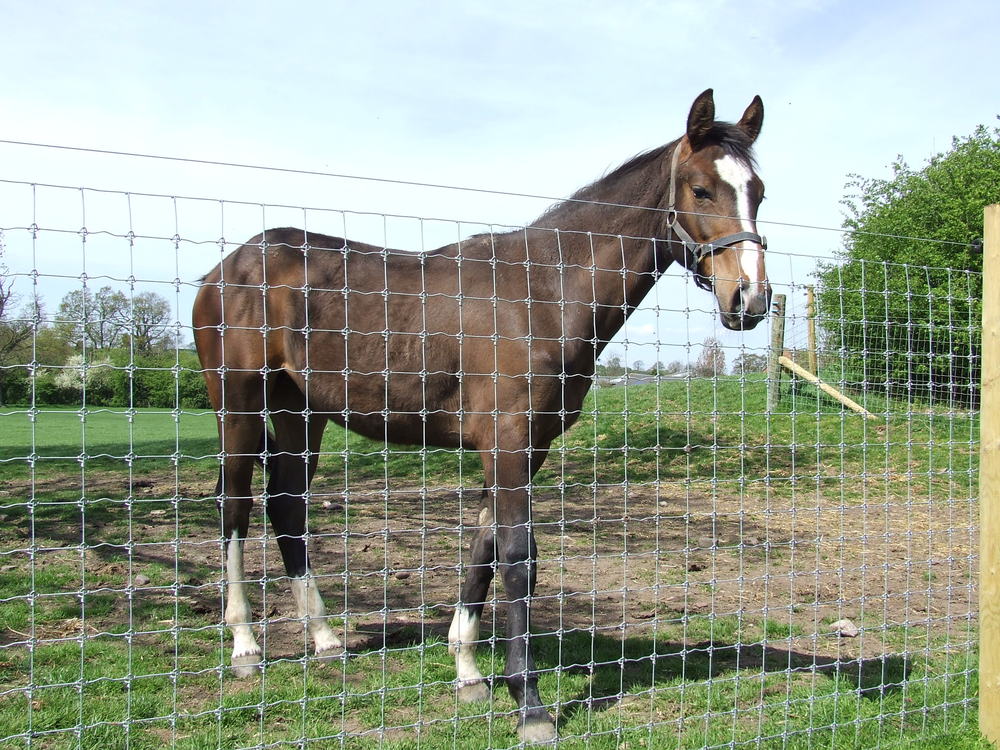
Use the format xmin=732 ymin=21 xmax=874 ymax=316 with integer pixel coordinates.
xmin=0 ymin=375 xmax=984 ymax=749
xmin=0 ymin=405 xmax=220 ymax=480
xmin=0 ymin=374 xmax=979 ymax=498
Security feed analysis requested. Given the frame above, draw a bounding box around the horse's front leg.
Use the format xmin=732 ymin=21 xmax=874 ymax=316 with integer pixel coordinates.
xmin=494 ymin=447 xmax=556 ymax=744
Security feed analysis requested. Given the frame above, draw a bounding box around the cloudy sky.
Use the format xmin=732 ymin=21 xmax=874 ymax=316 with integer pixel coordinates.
xmin=1 ymin=0 xmax=997 ymax=365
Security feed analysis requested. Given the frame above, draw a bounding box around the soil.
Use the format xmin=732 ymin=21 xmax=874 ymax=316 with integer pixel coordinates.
xmin=1 ymin=468 xmax=977 ymax=667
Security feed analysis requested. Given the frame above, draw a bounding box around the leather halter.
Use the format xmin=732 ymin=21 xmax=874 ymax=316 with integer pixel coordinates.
xmin=664 ymin=143 xmax=766 ymax=287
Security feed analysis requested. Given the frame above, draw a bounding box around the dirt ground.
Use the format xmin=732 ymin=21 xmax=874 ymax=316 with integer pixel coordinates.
xmin=3 ymin=469 xmax=978 ymax=666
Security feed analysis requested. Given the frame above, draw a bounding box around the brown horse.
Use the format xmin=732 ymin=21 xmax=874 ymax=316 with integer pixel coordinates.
xmin=193 ymin=88 xmax=770 ymax=743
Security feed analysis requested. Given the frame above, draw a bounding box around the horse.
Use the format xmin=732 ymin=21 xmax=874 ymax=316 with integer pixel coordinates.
xmin=192 ymin=88 xmax=770 ymax=744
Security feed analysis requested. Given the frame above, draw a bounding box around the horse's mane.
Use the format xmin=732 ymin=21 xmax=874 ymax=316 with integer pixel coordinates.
xmin=536 ymin=122 xmax=756 ymax=226
xmin=595 ymin=123 xmax=757 ymax=190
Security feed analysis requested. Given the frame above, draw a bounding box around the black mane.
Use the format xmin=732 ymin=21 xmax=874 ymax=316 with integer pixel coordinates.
xmin=535 ymin=121 xmax=756 ymax=228
xmin=598 ymin=122 xmax=757 ymax=188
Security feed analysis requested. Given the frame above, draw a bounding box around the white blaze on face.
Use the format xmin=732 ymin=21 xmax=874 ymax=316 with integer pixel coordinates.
xmin=714 ymin=155 xmax=764 ymax=285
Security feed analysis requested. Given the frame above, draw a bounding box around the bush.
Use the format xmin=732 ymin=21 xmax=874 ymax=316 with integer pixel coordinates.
xmin=105 ymin=350 xmax=211 ymax=409
xmin=11 ymin=349 xmax=211 ymax=409
xmin=1 ymin=366 xmax=32 ymax=404
xmin=815 ymin=124 xmax=998 ymax=407
xmin=32 ymin=369 xmax=79 ymax=406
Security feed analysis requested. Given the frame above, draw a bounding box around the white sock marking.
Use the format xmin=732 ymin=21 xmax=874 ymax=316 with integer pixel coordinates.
xmin=291 ymin=572 xmax=342 ymax=654
xmin=449 ymin=604 xmax=485 ymax=685
xmin=225 ymin=531 xmax=260 ymax=659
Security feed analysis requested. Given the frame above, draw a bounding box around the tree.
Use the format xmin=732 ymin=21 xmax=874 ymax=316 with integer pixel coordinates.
xmin=0 ymin=262 xmax=41 ymax=404
xmin=731 ymin=351 xmax=767 ymax=376
xmin=596 ymin=352 xmax=626 ymax=376
xmin=816 ymin=122 xmax=1000 ymax=405
xmin=55 ymin=286 xmax=174 ymax=353
xmin=116 ymin=291 xmax=175 ymax=353
xmin=56 ymin=286 xmax=128 ymax=350
xmin=693 ymin=337 xmax=726 ymax=377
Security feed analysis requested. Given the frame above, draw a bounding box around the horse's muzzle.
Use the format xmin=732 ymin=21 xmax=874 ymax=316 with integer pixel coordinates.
xmin=720 ymin=280 xmax=771 ymax=331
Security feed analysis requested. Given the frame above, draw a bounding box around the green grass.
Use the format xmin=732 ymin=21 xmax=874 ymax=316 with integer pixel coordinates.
xmin=0 ymin=377 xmax=985 ymax=748
xmin=1 ymin=374 xmax=979 ymax=499
xmin=536 ymin=374 xmax=978 ymax=512
xmin=0 ymin=603 xmax=983 ymax=749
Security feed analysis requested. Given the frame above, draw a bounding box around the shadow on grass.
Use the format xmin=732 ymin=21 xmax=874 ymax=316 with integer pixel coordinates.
xmin=547 ymin=631 xmax=911 ymax=724
xmin=338 ymin=617 xmax=911 ymax=721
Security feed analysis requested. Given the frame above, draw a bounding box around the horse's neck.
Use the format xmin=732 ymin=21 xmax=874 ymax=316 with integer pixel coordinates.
xmin=531 ymin=150 xmax=672 ymax=276
xmin=530 ymin=170 xmax=673 ymax=348
xmin=585 ymin=231 xmax=666 ymax=341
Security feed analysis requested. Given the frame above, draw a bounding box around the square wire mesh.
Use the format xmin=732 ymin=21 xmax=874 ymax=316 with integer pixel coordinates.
xmin=0 ymin=179 xmax=980 ymax=749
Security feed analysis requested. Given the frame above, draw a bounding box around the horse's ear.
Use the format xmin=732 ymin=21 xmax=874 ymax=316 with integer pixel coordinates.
xmin=686 ymin=88 xmax=715 ymax=149
xmin=738 ymin=95 xmax=764 ymax=143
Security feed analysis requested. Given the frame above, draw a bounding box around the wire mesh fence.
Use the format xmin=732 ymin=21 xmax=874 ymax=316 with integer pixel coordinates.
xmin=0 ymin=175 xmax=982 ymax=749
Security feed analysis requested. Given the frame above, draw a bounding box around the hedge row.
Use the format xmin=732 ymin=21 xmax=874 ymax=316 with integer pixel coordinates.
xmin=2 ymin=350 xmax=212 ymax=409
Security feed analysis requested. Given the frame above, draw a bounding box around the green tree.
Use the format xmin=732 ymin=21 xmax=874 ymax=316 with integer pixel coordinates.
xmin=596 ymin=352 xmax=625 ymax=376
xmin=731 ymin=351 xmax=767 ymax=376
xmin=816 ymin=122 xmax=1000 ymax=405
xmin=117 ymin=291 xmax=175 ymax=353
xmin=56 ymin=286 xmax=128 ymax=350
xmin=55 ymin=286 xmax=174 ymax=353
xmin=0 ymin=263 xmax=40 ymax=404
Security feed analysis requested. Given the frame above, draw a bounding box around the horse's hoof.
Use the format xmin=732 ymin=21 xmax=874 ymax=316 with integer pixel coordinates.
xmin=456 ymin=680 xmax=491 ymax=702
xmin=518 ymin=715 xmax=557 ymax=745
xmin=231 ymin=653 xmax=262 ymax=678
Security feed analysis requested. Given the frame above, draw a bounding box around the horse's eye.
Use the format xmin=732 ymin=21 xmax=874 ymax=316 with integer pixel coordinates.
xmin=692 ymin=186 xmax=711 ymax=200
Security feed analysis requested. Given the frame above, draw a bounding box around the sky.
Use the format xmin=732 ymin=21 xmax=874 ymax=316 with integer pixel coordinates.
xmin=1 ymin=0 xmax=998 ymax=368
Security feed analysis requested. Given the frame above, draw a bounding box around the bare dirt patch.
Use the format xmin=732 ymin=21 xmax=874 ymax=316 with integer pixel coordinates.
xmin=1 ymin=469 xmax=977 ymax=666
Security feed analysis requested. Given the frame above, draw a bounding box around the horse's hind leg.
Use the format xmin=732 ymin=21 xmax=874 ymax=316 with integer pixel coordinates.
xmin=449 ymin=467 xmax=498 ymax=702
xmin=217 ymin=414 xmax=265 ymax=677
xmin=266 ymin=404 xmax=341 ymax=658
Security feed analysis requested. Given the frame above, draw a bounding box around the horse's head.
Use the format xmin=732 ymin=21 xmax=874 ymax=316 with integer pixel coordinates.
xmin=664 ymin=89 xmax=771 ymax=331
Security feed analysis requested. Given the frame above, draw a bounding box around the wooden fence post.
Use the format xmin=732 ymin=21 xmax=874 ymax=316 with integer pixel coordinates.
xmin=766 ymin=293 xmax=786 ymax=413
xmin=806 ymin=285 xmax=818 ymax=375
xmin=982 ymin=204 xmax=1000 ymax=745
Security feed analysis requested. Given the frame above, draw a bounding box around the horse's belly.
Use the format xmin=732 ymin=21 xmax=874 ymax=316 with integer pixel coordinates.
xmin=307 ymin=369 xmax=463 ymax=448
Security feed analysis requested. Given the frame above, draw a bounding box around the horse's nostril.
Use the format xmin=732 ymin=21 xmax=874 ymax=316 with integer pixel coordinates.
xmin=733 ymin=288 xmax=745 ymax=313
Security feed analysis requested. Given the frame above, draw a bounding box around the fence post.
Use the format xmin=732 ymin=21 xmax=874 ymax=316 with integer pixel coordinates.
xmin=982 ymin=203 xmax=1000 ymax=745
xmin=806 ymin=285 xmax=818 ymax=375
xmin=766 ymin=293 xmax=787 ymax=413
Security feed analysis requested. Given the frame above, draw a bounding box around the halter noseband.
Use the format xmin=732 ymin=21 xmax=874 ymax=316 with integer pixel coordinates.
xmin=664 ymin=144 xmax=766 ymax=287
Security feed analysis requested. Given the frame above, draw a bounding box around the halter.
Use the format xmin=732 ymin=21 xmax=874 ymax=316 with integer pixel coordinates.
xmin=664 ymin=143 xmax=766 ymax=286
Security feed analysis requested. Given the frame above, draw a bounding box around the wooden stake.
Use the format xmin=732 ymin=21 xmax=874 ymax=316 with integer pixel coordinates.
xmin=981 ymin=203 xmax=1000 ymax=745
xmin=806 ymin=285 xmax=818 ymax=376
xmin=767 ymin=293 xmax=786 ymax=413
xmin=778 ymin=355 xmax=876 ymax=420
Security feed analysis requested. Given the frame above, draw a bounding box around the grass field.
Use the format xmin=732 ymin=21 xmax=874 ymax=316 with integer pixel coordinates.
xmin=0 ymin=375 xmax=985 ymax=748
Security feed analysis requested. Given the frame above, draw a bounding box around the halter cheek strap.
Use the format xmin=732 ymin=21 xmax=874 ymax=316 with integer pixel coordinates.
xmin=665 ymin=144 xmax=767 ymax=272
